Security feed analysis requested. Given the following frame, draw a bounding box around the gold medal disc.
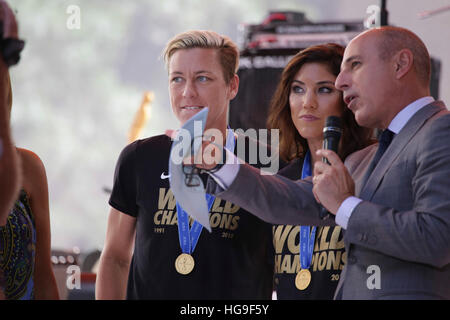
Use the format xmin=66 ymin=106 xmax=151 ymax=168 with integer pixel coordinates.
xmin=175 ymin=253 xmax=195 ymax=275
xmin=295 ymin=269 xmax=312 ymax=290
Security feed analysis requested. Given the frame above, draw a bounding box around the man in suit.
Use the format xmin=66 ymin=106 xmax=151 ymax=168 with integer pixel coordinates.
xmin=205 ymin=26 xmax=450 ymax=299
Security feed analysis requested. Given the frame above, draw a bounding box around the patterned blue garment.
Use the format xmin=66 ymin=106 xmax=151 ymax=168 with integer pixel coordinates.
xmin=0 ymin=190 xmax=36 ymax=300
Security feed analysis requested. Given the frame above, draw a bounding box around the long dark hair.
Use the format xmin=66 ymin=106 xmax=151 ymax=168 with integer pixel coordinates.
xmin=267 ymin=43 xmax=374 ymax=162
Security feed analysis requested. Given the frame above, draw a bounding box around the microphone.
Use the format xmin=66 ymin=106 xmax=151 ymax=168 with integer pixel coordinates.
xmin=319 ymin=116 xmax=342 ymax=219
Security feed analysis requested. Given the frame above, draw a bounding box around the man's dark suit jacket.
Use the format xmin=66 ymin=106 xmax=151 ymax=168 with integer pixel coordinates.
xmin=208 ymin=101 xmax=450 ymax=299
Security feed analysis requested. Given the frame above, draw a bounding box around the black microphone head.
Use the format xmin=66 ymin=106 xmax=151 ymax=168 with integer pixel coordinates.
xmin=323 ymin=116 xmax=342 ymax=139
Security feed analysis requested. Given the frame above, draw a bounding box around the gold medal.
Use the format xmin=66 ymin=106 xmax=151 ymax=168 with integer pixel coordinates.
xmin=175 ymin=253 xmax=195 ymax=275
xmin=295 ymin=269 xmax=312 ymax=290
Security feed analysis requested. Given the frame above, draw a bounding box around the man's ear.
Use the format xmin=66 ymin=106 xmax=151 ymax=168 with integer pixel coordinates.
xmin=393 ymin=48 xmax=414 ymax=80
xmin=228 ymin=74 xmax=239 ymax=100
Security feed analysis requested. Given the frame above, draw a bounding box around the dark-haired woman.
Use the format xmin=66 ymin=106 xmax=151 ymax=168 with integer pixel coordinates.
xmin=268 ymin=44 xmax=374 ymax=299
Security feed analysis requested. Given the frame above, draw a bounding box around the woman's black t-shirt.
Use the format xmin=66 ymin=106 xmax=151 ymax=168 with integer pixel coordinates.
xmin=273 ymin=158 xmax=346 ymax=300
xmin=109 ymin=134 xmax=275 ymax=299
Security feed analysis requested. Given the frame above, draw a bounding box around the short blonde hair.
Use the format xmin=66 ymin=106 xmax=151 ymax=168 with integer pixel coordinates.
xmin=163 ymin=30 xmax=239 ymax=83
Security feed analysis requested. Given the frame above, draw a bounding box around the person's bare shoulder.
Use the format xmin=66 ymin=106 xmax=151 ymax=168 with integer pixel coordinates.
xmin=16 ymin=148 xmax=47 ymax=196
